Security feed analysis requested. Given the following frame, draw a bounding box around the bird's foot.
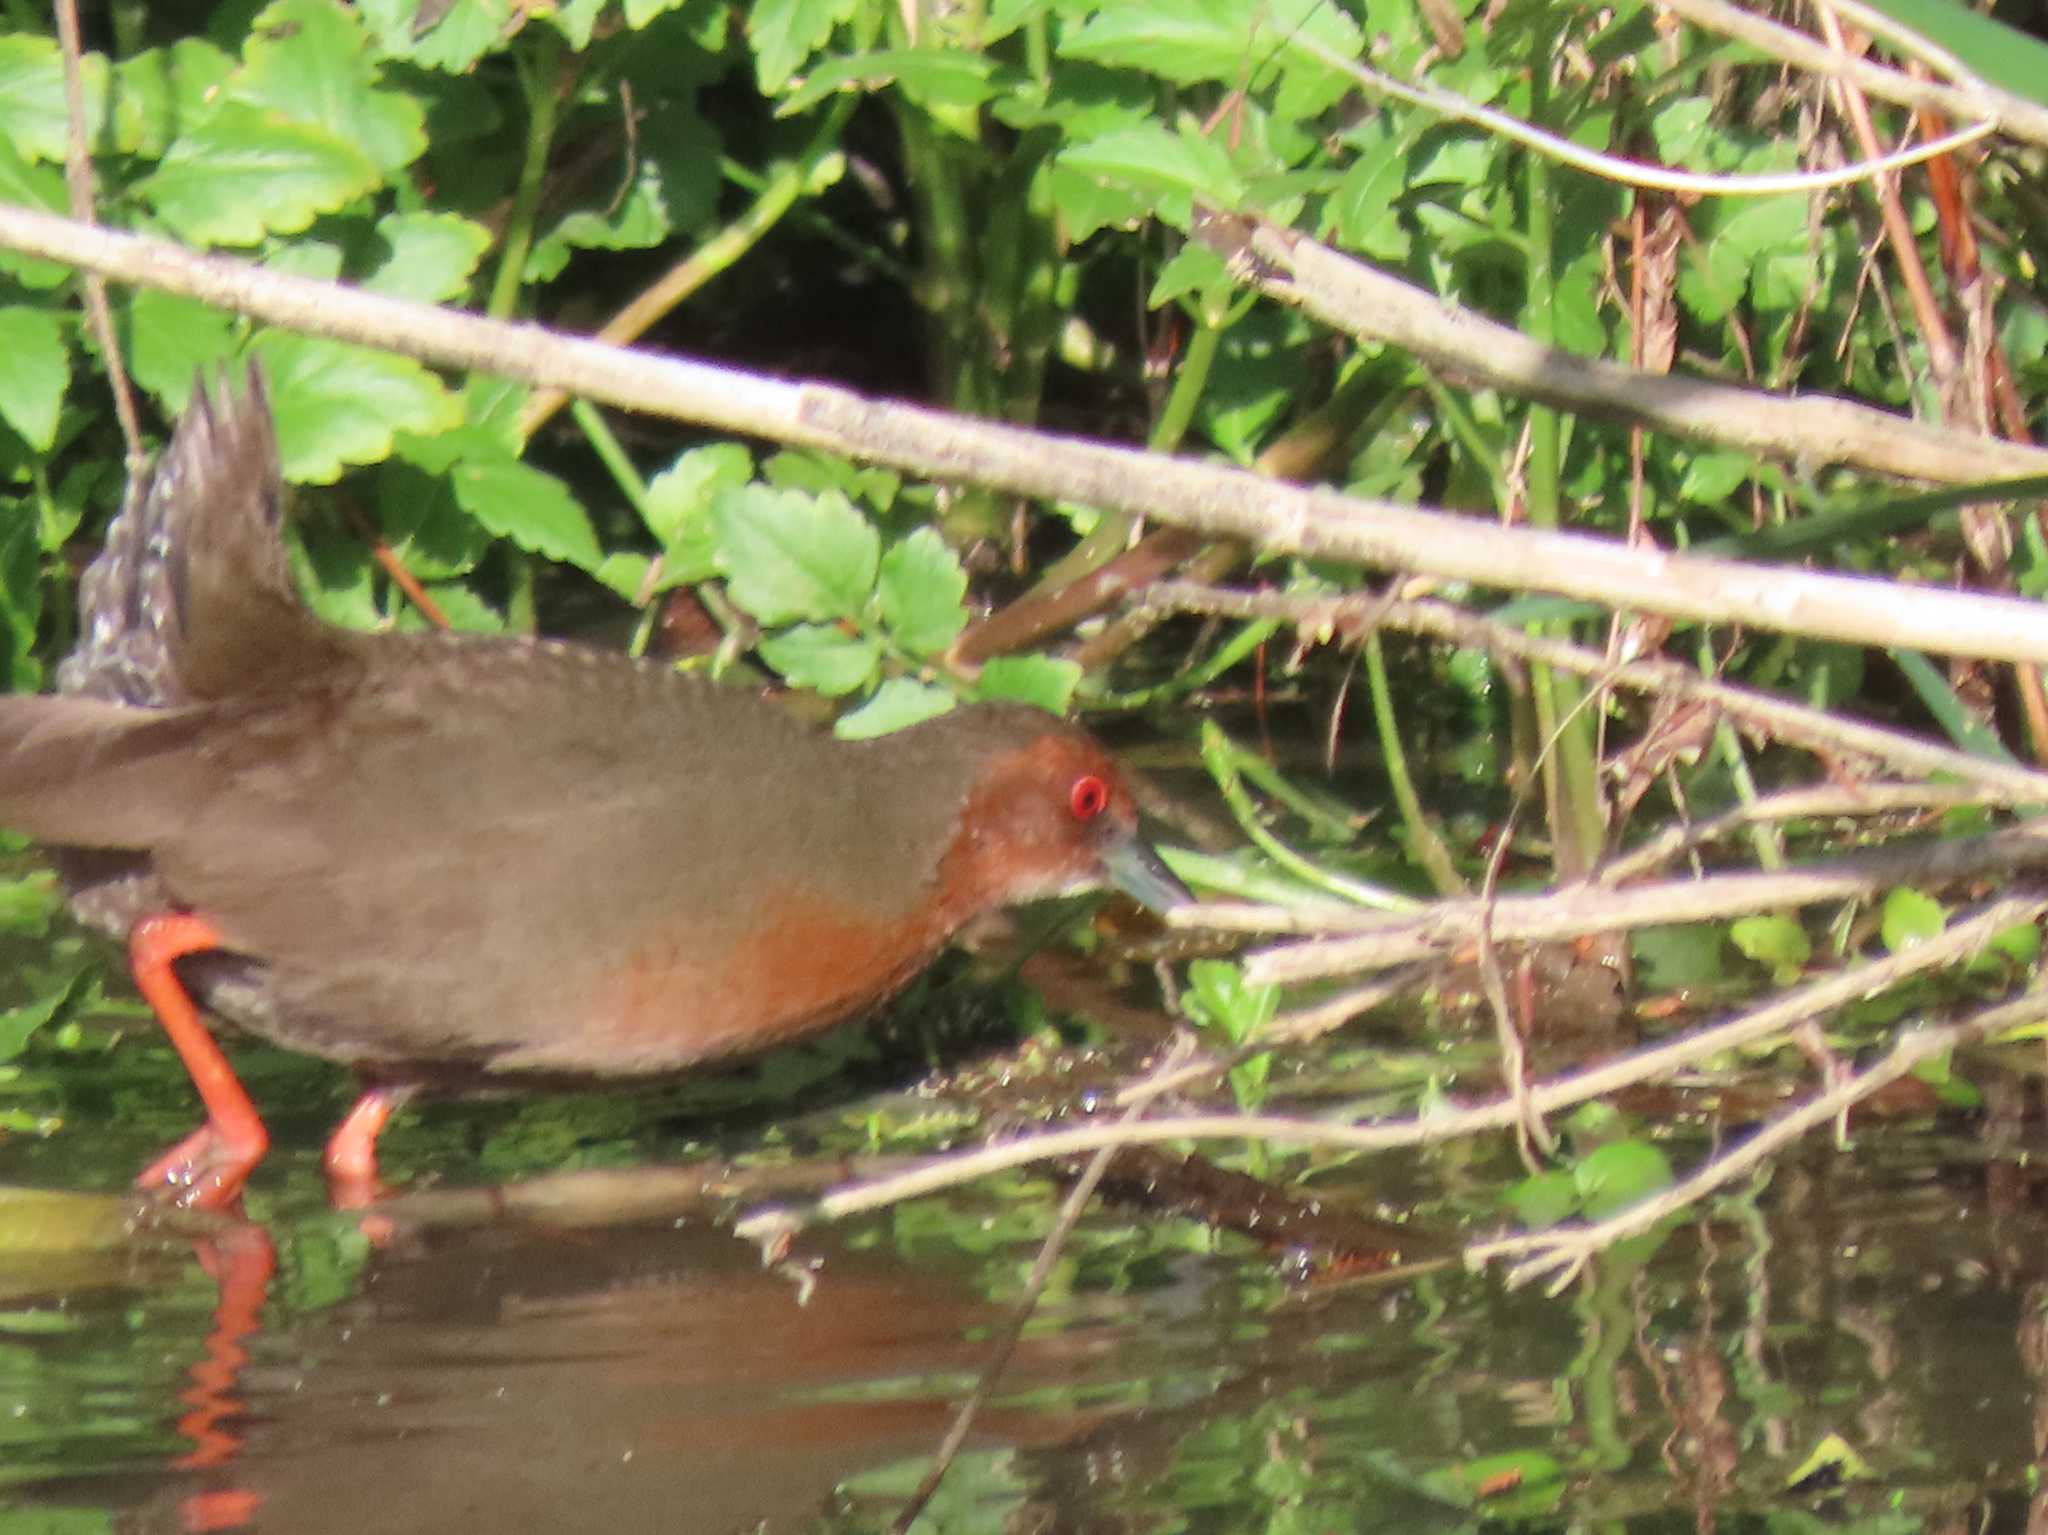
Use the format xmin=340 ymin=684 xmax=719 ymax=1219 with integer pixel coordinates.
xmin=137 ymin=1120 xmax=268 ymax=1210
xmin=322 ymin=1087 xmax=412 ymax=1212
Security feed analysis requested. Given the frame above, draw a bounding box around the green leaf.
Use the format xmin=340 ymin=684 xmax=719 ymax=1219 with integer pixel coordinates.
xmin=0 ymin=33 xmax=102 ymax=164
xmin=125 ymin=289 xmax=240 ymax=407
xmin=1880 ymin=886 xmax=1946 ymax=953
xmin=238 ymin=0 xmax=427 ymax=174
xmin=780 ymin=48 xmax=1003 ymax=118
xmin=713 ymin=485 xmax=880 ymax=626
xmin=452 ymin=457 xmax=604 ymax=572
xmin=975 ymin=655 xmax=1080 ymax=714
xmin=1060 ymin=0 xmax=1360 ymax=93
xmin=358 ymin=0 xmax=506 ymax=72
xmin=1630 ymin=923 xmax=1732 ymax=991
xmin=758 ymin=623 xmax=883 ymax=696
xmin=1326 ymin=121 xmax=1410 ymax=261
xmin=877 ymin=529 xmax=968 ymax=658
xmin=1729 ymin=912 xmax=1809 ymax=982
xmin=527 ymin=100 xmax=720 ymax=282
xmin=1854 ymin=0 xmax=2048 ymax=110
xmin=112 ymin=40 xmax=234 ymax=159
xmin=0 ymin=873 xmax=59 ymax=937
xmin=641 ymin=444 xmax=752 ymax=587
xmin=750 ymin=0 xmax=858 ymax=94
xmin=1505 ymin=1169 xmax=1580 ymax=1229
xmin=1678 ymin=450 xmax=1755 ymax=505
xmin=1572 ymin=1139 xmax=1674 ymax=1221
xmin=364 ymin=212 xmax=492 ymax=303
xmin=1058 ymin=123 xmax=1247 ymax=227
xmin=141 ymin=102 xmax=380 ymax=246
xmin=833 ymin=677 xmax=955 ymax=739
xmin=414 ymin=582 xmax=503 ymax=634
xmin=376 ymin=460 xmax=490 ymax=582
xmin=253 ymin=331 xmax=461 ymax=482
xmin=1180 ymin=958 xmax=1278 ymax=1046
xmin=624 ymin=0 xmax=692 ymax=24
xmin=1786 ymin=1431 xmax=1873 ymax=1489
xmin=0 ymin=308 xmax=68 ymax=452
xmin=1989 ymin=919 xmax=2042 ymax=967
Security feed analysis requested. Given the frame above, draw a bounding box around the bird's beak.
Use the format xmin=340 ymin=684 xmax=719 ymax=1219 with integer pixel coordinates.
xmin=1102 ymin=834 xmax=1192 ymax=913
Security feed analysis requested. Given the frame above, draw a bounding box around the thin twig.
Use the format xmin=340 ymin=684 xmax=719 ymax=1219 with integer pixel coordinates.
xmin=1199 ymin=216 xmax=2048 ymax=485
xmin=1236 ymin=825 xmax=2048 ymax=985
xmin=1657 ymin=0 xmax=2048 ymax=148
xmin=1598 ymin=782 xmax=2010 ymax=885
xmin=1292 ymin=31 xmax=1995 ymax=197
xmin=743 ymin=892 xmax=2039 ymax=1233
xmin=1466 ymin=978 xmax=2048 ymax=1291
xmin=1146 ymin=584 xmax=2048 ymax=805
xmin=11 ymin=208 xmax=2048 ymax=663
xmin=52 ymin=0 xmax=142 ymax=470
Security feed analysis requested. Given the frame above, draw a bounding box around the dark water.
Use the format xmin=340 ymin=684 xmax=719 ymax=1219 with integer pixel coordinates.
xmin=0 ymin=922 xmax=2041 ymax=1532
xmin=0 ymin=1075 xmax=2039 ymax=1532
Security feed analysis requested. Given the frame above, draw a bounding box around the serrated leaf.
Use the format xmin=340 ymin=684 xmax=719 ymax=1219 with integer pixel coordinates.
xmin=252 ymin=332 xmax=461 ymax=482
xmin=780 ymin=48 xmax=1002 ymax=117
xmin=376 ymin=459 xmax=490 ymax=581
xmin=0 ymin=308 xmax=68 ymax=452
xmin=750 ymin=0 xmax=858 ymax=93
xmin=358 ymin=0 xmax=508 ymax=72
xmin=642 ymin=443 xmax=752 ymax=585
xmin=142 ymin=103 xmax=379 ymax=246
xmin=833 ymin=677 xmax=955 ymax=739
xmin=1060 ymin=0 xmax=1359 ymax=87
xmin=551 ymin=0 xmax=609 ymax=48
xmin=112 ymin=41 xmax=233 ymax=159
xmin=759 ymin=623 xmax=883 ymax=696
xmin=1058 ymin=123 xmax=1246 ymax=226
xmin=239 ymin=0 xmax=426 ymax=175
xmin=527 ymin=101 xmax=719 ymax=282
xmin=364 ymin=212 xmax=491 ymax=303
xmin=713 ymin=485 xmax=879 ymax=626
xmin=451 ymin=458 xmax=603 ymax=572
xmin=413 ymin=582 xmax=502 ymax=633
xmin=975 ymin=655 xmax=1079 ymax=714
xmin=0 ymin=129 xmax=64 ymax=216
xmin=0 ymin=34 xmax=103 ymax=165
xmin=624 ymin=0 xmax=691 ymax=24
xmin=877 ymin=529 xmax=967 ymax=658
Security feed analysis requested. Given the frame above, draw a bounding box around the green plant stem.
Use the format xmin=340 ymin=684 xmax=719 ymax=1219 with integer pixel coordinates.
xmin=1687 ymin=633 xmax=1783 ymax=870
xmin=487 ymin=28 xmax=565 ymax=321
xmin=519 ymin=103 xmax=858 ymax=441
xmin=1088 ymin=615 xmax=1275 ymax=710
xmin=1200 ymin=721 xmax=1421 ymax=913
xmin=1150 ymin=315 xmax=1223 ymax=455
xmin=568 ymin=399 xmax=746 ymax=658
xmin=1519 ymin=96 xmax=1604 ymax=881
xmin=1365 ymin=633 xmax=1469 ymax=898
xmin=505 ymin=543 xmax=536 ymax=635
xmin=1418 ymin=372 xmax=1505 ymax=507
xmin=1036 ymin=313 xmax=1226 ymax=593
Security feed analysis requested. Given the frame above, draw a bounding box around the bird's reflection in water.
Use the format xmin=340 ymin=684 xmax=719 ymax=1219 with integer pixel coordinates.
xmin=119 ymin=1208 xmax=1111 ymax=1535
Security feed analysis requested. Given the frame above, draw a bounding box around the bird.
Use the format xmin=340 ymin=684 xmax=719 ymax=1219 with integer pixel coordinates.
xmin=0 ymin=368 xmax=1187 ymax=1209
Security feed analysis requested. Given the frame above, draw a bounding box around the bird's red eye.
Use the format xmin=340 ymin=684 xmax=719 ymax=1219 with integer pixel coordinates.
xmin=1069 ymin=774 xmax=1110 ymax=821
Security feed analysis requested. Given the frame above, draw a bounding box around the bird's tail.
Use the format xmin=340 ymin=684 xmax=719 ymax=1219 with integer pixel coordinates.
xmin=56 ymin=365 xmax=336 ymax=707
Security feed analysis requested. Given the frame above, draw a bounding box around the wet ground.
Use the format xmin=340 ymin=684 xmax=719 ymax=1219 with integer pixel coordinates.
xmin=0 ymin=962 xmax=2044 ymax=1531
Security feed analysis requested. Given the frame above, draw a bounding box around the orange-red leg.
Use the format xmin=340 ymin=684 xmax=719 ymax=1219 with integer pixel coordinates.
xmin=322 ymin=1086 xmax=412 ymax=1211
xmin=131 ymin=913 xmax=269 ymax=1209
